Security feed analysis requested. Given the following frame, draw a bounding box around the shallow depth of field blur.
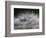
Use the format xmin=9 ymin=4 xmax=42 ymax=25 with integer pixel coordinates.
xmin=14 ymin=8 xmax=39 ymax=29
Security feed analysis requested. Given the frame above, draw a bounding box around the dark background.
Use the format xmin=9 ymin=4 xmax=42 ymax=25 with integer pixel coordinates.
xmin=14 ymin=8 xmax=39 ymax=17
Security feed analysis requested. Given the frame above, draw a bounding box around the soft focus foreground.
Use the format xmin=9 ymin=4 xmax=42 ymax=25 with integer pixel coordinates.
xmin=14 ymin=13 xmax=39 ymax=29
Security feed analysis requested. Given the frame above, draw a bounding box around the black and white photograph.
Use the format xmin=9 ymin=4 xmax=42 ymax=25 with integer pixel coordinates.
xmin=14 ymin=8 xmax=39 ymax=29
xmin=5 ymin=1 xmax=45 ymax=37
